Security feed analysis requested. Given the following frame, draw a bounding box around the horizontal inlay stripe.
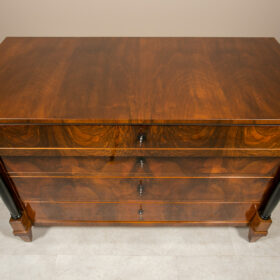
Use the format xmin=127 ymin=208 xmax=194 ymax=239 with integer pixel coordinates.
xmin=24 ymin=201 xmax=261 ymax=204
xmin=2 ymin=148 xmax=280 ymax=150
xmin=34 ymin=220 xmax=249 ymax=226
xmin=10 ymin=175 xmax=274 ymax=179
xmin=1 ymin=148 xmax=280 ymax=157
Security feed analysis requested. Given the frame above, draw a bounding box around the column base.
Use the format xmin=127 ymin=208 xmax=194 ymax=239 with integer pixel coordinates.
xmin=9 ymin=210 xmax=33 ymax=242
xmin=248 ymin=211 xmax=272 ymax=242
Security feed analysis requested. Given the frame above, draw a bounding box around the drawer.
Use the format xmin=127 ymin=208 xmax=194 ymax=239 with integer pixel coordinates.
xmin=28 ymin=202 xmax=257 ymax=223
xmin=15 ymin=177 xmax=271 ymax=202
xmin=0 ymin=125 xmax=280 ymax=149
xmin=3 ymin=156 xmax=280 ymax=177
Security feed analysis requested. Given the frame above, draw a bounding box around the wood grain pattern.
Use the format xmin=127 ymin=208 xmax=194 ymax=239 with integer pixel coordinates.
xmin=0 ymin=37 xmax=280 ymax=124
xmin=1 ymin=125 xmax=280 ymax=149
xmin=26 ymin=201 xmax=258 ymax=223
xmin=13 ymin=177 xmax=271 ymax=203
xmin=0 ymin=37 xmax=280 ymax=242
xmin=3 ymin=156 xmax=280 ymax=178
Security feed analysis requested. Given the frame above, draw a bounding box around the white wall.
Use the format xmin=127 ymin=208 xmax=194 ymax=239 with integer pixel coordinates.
xmin=0 ymin=0 xmax=280 ymax=43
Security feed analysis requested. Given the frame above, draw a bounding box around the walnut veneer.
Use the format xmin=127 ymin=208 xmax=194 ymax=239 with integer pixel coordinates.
xmin=0 ymin=37 xmax=280 ymax=242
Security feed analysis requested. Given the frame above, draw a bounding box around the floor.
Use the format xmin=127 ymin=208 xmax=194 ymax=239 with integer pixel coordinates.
xmin=0 ymin=201 xmax=280 ymax=280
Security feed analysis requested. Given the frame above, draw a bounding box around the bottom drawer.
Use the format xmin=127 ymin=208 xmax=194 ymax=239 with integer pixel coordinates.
xmin=13 ymin=177 xmax=271 ymax=202
xmin=27 ymin=202 xmax=257 ymax=224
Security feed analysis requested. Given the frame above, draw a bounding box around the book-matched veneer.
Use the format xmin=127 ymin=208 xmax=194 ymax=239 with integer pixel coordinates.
xmin=0 ymin=37 xmax=280 ymax=242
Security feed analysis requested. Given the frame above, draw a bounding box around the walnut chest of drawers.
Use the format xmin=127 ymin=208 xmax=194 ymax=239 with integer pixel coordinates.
xmin=0 ymin=37 xmax=280 ymax=242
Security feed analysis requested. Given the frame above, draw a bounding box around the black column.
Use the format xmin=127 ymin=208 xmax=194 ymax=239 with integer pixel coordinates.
xmin=259 ymin=180 xmax=280 ymax=220
xmin=0 ymin=176 xmax=22 ymax=219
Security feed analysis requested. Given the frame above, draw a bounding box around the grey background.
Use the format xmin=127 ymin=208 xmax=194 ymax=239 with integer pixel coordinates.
xmin=0 ymin=0 xmax=280 ymax=43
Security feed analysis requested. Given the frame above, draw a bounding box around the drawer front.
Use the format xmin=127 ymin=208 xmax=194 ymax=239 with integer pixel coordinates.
xmin=28 ymin=202 xmax=257 ymax=223
xmin=15 ymin=177 xmax=271 ymax=202
xmin=3 ymin=156 xmax=280 ymax=178
xmin=1 ymin=125 xmax=280 ymax=149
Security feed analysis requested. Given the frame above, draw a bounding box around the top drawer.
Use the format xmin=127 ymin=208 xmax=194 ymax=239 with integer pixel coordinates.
xmin=0 ymin=125 xmax=280 ymax=156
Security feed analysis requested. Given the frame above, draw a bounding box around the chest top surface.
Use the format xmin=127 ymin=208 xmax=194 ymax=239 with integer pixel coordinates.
xmin=0 ymin=37 xmax=279 ymax=125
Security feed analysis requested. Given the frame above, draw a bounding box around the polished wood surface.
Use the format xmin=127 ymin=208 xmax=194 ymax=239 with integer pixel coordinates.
xmin=1 ymin=125 xmax=280 ymax=158
xmin=3 ymin=156 xmax=280 ymax=178
xmin=0 ymin=37 xmax=280 ymax=242
xmin=1 ymin=125 xmax=280 ymax=148
xmin=27 ymin=202 xmax=257 ymax=223
xmin=13 ymin=177 xmax=271 ymax=202
xmin=0 ymin=37 xmax=280 ymax=124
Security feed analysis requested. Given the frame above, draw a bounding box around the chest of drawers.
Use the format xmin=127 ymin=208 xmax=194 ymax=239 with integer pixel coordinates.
xmin=0 ymin=37 xmax=280 ymax=242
